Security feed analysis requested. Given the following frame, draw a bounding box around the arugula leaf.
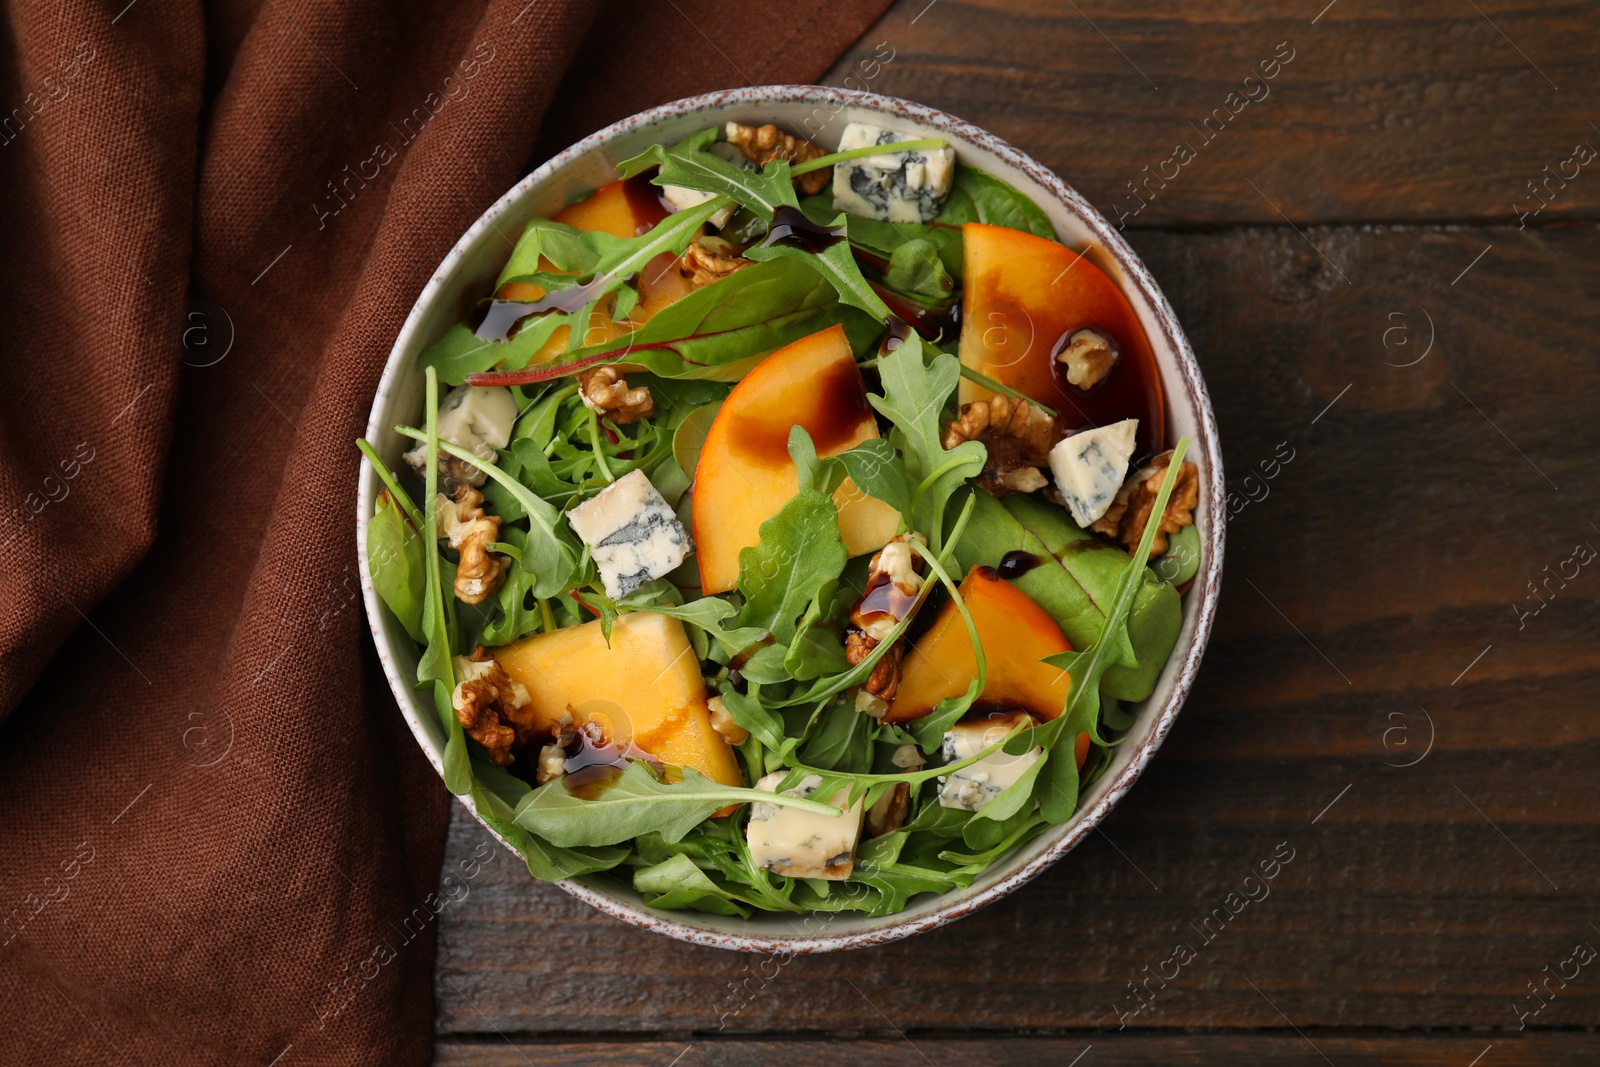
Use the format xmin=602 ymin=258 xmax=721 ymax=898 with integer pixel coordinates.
xmin=640 ymin=597 xmax=769 ymax=660
xmin=733 ymin=487 xmax=848 ymax=645
xmin=393 ymin=426 xmax=582 ymax=599
xmin=934 ymin=164 xmax=1056 ymax=239
xmin=869 ymin=334 xmax=986 ymax=553
xmin=716 ymin=685 xmax=788 ymax=754
xmin=618 ymin=127 xmax=798 ymax=220
xmin=745 ymin=211 xmax=892 ymax=320
xmin=493 ymin=216 xmax=598 ymax=291
xmin=469 ymin=760 xmax=628 ymax=880
xmin=634 ymin=853 xmax=753 ymax=918
xmin=1033 ymin=438 xmax=1192 ymax=824
xmin=512 ymin=762 xmax=837 ymax=847
xmin=416 ymin=368 xmax=469 ymax=794
xmin=833 ymin=438 xmax=911 ymax=517
xmin=798 ymin=192 xmax=965 ymax=280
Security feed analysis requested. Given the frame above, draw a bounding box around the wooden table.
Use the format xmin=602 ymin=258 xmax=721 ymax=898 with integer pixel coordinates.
xmin=432 ymin=3 xmax=1600 ymax=1062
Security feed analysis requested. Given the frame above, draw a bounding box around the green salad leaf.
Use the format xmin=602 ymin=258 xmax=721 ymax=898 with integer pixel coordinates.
xmin=935 ymin=164 xmax=1057 ymax=239
xmin=744 ymin=212 xmax=892 ymax=320
xmin=512 ymin=762 xmax=838 ymax=848
xmin=868 ymin=334 xmax=987 ymax=554
xmin=618 ymin=127 xmax=798 ymax=220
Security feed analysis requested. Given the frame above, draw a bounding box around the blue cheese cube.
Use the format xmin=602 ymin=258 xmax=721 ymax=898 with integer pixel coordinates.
xmin=938 ymin=716 xmax=1043 ymax=813
xmin=403 ymin=384 xmax=519 ymax=488
xmin=1048 ymin=419 xmax=1139 ymax=528
xmin=565 ymin=469 xmax=690 ymax=599
xmin=746 ymin=772 xmax=864 ymax=880
xmin=831 ymin=121 xmax=955 ymax=223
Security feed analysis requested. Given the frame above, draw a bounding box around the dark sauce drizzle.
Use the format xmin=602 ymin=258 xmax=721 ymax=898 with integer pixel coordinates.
xmin=759 ymin=205 xmax=845 ymax=253
xmin=996 ymin=550 xmax=1046 ymax=580
xmin=472 ymin=272 xmax=618 ymax=343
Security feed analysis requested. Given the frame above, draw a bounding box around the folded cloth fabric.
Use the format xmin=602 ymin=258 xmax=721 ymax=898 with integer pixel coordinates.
xmin=0 ymin=1 xmax=890 ymax=1062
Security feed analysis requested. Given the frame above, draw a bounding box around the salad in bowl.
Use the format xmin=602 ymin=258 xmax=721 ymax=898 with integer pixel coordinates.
xmin=358 ymin=88 xmax=1218 ymax=944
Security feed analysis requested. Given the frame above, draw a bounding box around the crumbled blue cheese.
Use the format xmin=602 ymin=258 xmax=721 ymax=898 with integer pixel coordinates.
xmin=404 ymin=385 xmax=519 ymax=487
xmin=831 ymin=121 xmax=955 ymax=223
xmin=1048 ymin=419 xmax=1139 ymax=528
xmin=938 ymin=716 xmax=1043 ymax=813
xmin=661 ymin=183 xmax=736 ymax=229
xmin=660 ymin=142 xmax=743 ymax=228
xmin=746 ymin=772 xmax=864 ymax=880
xmin=565 ymin=469 xmax=690 ymax=599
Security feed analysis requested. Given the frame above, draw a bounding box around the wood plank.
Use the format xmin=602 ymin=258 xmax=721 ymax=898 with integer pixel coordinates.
xmin=433 ymin=223 xmax=1600 ymax=1034
xmin=822 ymin=0 xmax=1600 ymax=226
xmin=434 ymin=1034 xmax=1598 ymax=1066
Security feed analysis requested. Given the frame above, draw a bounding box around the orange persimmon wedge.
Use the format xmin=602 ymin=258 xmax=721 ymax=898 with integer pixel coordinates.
xmin=693 ymin=324 xmax=901 ymax=594
xmin=493 ymin=612 xmax=742 ymax=789
xmin=886 ymin=565 xmax=1074 ymax=726
xmin=958 ymin=222 xmax=1164 ymax=452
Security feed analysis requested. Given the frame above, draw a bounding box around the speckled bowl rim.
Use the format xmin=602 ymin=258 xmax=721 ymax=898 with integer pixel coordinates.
xmin=358 ymin=84 xmax=1224 ymax=954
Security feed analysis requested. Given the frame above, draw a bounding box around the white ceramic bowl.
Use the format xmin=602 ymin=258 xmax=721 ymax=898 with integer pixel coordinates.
xmin=357 ymin=85 xmax=1224 ymax=953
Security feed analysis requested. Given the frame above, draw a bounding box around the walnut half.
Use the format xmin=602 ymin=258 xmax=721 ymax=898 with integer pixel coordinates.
xmin=451 ymin=647 xmax=537 ymax=766
xmin=1056 ymin=328 xmax=1119 ymax=390
xmin=1091 ymin=450 xmax=1200 ymax=556
xmin=725 ymin=122 xmax=831 ymax=196
xmin=943 ymin=394 xmax=1057 ymax=496
xmin=437 ymin=485 xmax=509 ymax=605
xmin=678 ymin=236 xmax=751 ymax=289
xmin=578 ymin=365 xmax=653 ymax=425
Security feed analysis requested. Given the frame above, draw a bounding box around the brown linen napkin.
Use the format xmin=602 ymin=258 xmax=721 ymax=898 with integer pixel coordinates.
xmin=0 ymin=1 xmax=891 ymax=1062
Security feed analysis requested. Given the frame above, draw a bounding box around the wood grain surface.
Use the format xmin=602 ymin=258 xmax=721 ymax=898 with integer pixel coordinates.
xmin=434 ymin=1 xmax=1600 ymax=1061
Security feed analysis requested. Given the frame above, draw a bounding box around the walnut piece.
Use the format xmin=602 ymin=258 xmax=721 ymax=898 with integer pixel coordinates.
xmin=1056 ymin=328 xmax=1120 ymax=390
xmin=943 ymin=394 xmax=1058 ymax=497
xmin=706 ymin=695 xmax=749 ymax=746
xmin=679 ymin=236 xmax=752 ymax=289
xmin=1090 ymin=450 xmax=1200 ymax=556
xmin=850 ymin=533 xmax=926 ymax=642
xmin=846 ymin=630 xmax=904 ymax=704
xmin=451 ymin=647 xmax=538 ymax=766
xmin=578 ymin=365 xmax=654 ymax=425
xmin=437 ymin=485 xmax=508 ymax=605
xmin=865 ymin=782 xmax=911 ymax=838
xmin=725 ymin=121 xmax=831 ymax=196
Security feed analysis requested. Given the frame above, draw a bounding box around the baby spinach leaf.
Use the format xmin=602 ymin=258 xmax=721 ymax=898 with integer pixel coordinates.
xmin=869 ymin=334 xmax=986 ymax=553
xmin=511 ymin=763 xmax=837 ymax=848
xmin=734 ymin=487 xmax=848 ymax=645
xmin=797 ymin=700 xmax=874 ymax=773
xmin=952 ymin=489 xmax=1180 ymax=703
xmin=934 ymin=164 xmax=1056 ymax=240
xmin=618 ymin=127 xmax=798 ymax=220
xmin=883 ymin=238 xmax=956 ymax=305
xmin=1031 ymin=439 xmax=1191 ymax=824
xmin=671 ymin=401 xmax=722 ymax=478
xmin=367 ymin=489 xmax=426 ymax=643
